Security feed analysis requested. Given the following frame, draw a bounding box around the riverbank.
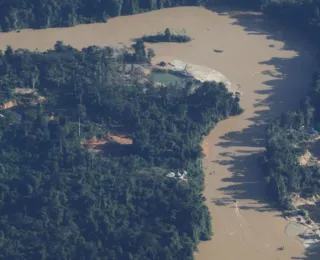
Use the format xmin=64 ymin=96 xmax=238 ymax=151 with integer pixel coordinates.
xmin=0 ymin=6 xmax=315 ymax=260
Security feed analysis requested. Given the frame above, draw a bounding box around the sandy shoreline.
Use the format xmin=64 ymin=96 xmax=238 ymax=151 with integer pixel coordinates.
xmin=0 ymin=6 xmax=316 ymax=260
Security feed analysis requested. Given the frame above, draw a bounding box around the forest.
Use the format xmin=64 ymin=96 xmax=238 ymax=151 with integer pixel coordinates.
xmin=264 ymin=95 xmax=319 ymax=208
xmin=262 ymin=0 xmax=320 ymax=208
xmin=0 ymin=0 xmax=284 ymax=32
xmin=140 ymin=28 xmax=192 ymax=43
xmin=0 ymin=40 xmax=242 ymax=259
xmin=264 ymin=71 xmax=320 ymax=208
xmin=2 ymin=0 xmax=320 ymax=34
xmin=0 ymin=0 xmax=208 ymax=32
xmin=2 ymin=0 xmax=319 ymax=34
xmin=1 ymin=0 xmax=320 ymax=258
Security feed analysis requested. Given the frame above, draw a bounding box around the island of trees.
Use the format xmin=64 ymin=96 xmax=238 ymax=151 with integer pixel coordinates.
xmin=140 ymin=28 xmax=192 ymax=43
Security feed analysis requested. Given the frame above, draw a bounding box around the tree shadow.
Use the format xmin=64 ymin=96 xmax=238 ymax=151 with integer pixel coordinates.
xmin=205 ymin=5 xmax=315 ymax=206
xmin=291 ymin=245 xmax=320 ymax=260
xmin=205 ymin=5 xmax=318 ymax=258
xmin=215 ymin=120 xmax=266 ymax=148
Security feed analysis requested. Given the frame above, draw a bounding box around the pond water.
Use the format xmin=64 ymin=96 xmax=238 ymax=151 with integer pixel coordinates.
xmin=148 ymin=71 xmax=184 ymax=85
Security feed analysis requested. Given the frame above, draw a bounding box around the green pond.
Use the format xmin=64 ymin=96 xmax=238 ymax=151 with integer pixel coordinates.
xmin=149 ymin=71 xmax=184 ymax=85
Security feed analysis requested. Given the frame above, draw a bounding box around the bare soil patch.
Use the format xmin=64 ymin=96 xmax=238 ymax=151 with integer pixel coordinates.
xmin=81 ymin=134 xmax=132 ymax=153
xmin=0 ymin=88 xmax=46 ymax=110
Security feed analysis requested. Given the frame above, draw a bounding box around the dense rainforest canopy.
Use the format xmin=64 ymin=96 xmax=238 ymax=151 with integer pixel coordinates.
xmin=1 ymin=0 xmax=320 ymax=33
xmin=264 ymin=95 xmax=319 ymax=207
xmin=0 ymin=0 xmax=288 ymax=32
xmin=261 ymin=0 xmax=320 ymax=208
xmin=1 ymin=0 xmax=320 ymax=259
xmin=0 ymin=0 xmax=208 ymax=31
xmin=0 ymin=41 xmax=241 ymax=259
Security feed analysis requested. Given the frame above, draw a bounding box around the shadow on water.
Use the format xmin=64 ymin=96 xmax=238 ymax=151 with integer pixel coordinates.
xmin=206 ymin=6 xmax=318 ymax=258
xmin=206 ymin=6 xmax=314 ymax=203
xmin=292 ymin=245 xmax=320 ymax=260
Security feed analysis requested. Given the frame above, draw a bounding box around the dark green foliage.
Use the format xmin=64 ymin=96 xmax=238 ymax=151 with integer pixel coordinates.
xmin=264 ymin=72 xmax=320 ymax=208
xmin=262 ymin=0 xmax=320 ymax=42
xmin=208 ymin=0 xmax=262 ymax=9
xmin=0 ymin=43 xmax=242 ymax=259
xmin=261 ymin=0 xmax=320 ymax=209
xmin=0 ymin=0 xmax=206 ymax=32
xmin=141 ymin=28 xmax=192 ymax=43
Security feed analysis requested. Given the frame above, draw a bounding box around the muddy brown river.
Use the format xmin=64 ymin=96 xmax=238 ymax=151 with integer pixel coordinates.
xmin=0 ymin=6 xmax=316 ymax=260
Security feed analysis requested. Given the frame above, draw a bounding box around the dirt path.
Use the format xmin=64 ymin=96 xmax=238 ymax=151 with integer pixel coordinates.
xmin=0 ymin=6 xmax=315 ymax=260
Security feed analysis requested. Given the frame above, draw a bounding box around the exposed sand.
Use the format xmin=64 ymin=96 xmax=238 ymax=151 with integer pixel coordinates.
xmin=0 ymin=88 xmax=46 ymax=110
xmin=154 ymin=59 xmax=238 ymax=94
xmin=0 ymin=6 xmax=316 ymax=260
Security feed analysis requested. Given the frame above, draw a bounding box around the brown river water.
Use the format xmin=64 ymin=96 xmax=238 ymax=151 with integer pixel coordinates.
xmin=0 ymin=6 xmax=316 ymax=260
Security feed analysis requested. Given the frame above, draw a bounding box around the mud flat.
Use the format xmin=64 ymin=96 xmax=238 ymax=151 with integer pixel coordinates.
xmin=0 ymin=6 xmax=316 ymax=260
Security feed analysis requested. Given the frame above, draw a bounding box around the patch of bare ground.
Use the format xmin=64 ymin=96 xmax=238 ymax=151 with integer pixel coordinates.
xmin=108 ymin=134 xmax=133 ymax=145
xmin=49 ymin=113 xmax=56 ymax=121
xmin=14 ymin=88 xmax=37 ymax=95
xmin=0 ymin=88 xmax=46 ymax=110
xmin=116 ymin=63 xmax=151 ymax=85
xmin=0 ymin=100 xmax=18 ymax=110
xmin=298 ymin=136 xmax=320 ymax=166
xmin=153 ymin=59 xmax=240 ymax=94
xmin=285 ymin=193 xmax=320 ymax=250
xmin=81 ymin=136 xmax=108 ymax=153
xmin=288 ymin=135 xmax=320 ymax=250
xmin=81 ymin=134 xmax=132 ymax=153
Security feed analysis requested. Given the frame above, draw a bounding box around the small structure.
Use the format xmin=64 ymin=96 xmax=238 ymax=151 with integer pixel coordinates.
xmin=166 ymin=172 xmax=175 ymax=178
xmin=165 ymin=170 xmax=188 ymax=182
xmin=309 ymin=129 xmax=318 ymax=135
xmin=178 ymin=171 xmax=188 ymax=182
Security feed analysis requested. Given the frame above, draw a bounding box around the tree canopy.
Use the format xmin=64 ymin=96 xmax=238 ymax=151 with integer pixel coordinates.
xmin=2 ymin=0 xmax=320 ymax=258
xmin=262 ymin=0 xmax=320 ymax=209
xmin=0 ymin=0 xmax=208 ymax=32
xmin=0 ymin=42 xmax=242 ymax=259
